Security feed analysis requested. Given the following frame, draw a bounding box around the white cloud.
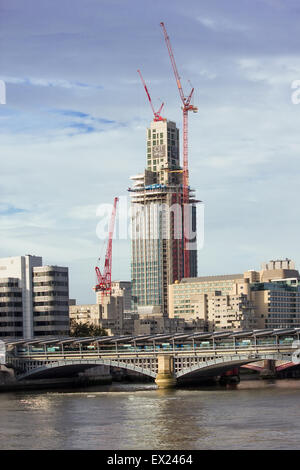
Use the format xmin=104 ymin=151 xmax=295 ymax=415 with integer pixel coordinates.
xmin=237 ymin=57 xmax=300 ymax=85
xmin=68 ymin=204 xmax=99 ymax=220
xmin=197 ymin=17 xmax=217 ymax=30
xmin=1 ymin=76 xmax=101 ymax=90
xmin=197 ymin=16 xmax=249 ymax=33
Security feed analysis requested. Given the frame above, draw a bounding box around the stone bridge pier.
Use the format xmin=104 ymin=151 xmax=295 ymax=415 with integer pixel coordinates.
xmin=155 ymin=355 xmax=176 ymax=389
xmin=0 ymin=365 xmax=16 ymax=385
xmin=260 ymin=359 xmax=276 ymax=379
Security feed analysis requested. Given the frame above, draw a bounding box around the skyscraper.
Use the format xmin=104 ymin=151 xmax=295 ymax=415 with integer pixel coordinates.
xmin=130 ymin=118 xmax=198 ymax=315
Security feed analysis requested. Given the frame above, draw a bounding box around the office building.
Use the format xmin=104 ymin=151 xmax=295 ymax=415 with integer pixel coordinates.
xmin=251 ymin=280 xmax=300 ymax=329
xmin=70 ymin=297 xmax=124 ymax=336
xmin=129 ymin=119 xmax=198 ymax=315
xmin=0 ymin=277 xmax=23 ymax=338
xmin=32 ymin=265 xmax=70 ymax=336
xmin=169 ymin=273 xmax=256 ymax=330
xmin=0 ymin=255 xmax=69 ymax=338
xmin=168 ymin=259 xmax=300 ymax=331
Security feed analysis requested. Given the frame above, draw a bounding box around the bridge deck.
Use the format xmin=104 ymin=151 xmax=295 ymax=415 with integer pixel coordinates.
xmin=2 ymin=329 xmax=299 ymax=382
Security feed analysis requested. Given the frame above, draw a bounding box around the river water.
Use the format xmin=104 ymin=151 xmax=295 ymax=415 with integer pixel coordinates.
xmin=0 ymin=379 xmax=300 ymax=450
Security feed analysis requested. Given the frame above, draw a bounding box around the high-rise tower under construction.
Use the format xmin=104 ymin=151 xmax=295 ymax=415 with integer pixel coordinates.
xmin=129 ymin=118 xmax=198 ymax=315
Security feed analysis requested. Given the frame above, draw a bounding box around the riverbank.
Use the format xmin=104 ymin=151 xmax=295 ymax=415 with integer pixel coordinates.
xmin=0 ymin=364 xmax=112 ymax=392
xmin=0 ymin=375 xmax=112 ymax=392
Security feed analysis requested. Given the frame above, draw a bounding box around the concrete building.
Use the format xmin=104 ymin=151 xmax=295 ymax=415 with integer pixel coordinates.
xmin=260 ymin=259 xmax=299 ymax=282
xmin=251 ymin=278 xmax=300 ymax=329
xmin=168 ymin=259 xmax=300 ymax=331
xmin=71 ymin=281 xmax=134 ymax=336
xmin=129 ymin=119 xmax=198 ymax=315
xmin=133 ymin=306 xmax=186 ymax=335
xmin=96 ymin=280 xmax=132 ymax=313
xmin=169 ymin=273 xmax=256 ymax=330
xmin=32 ymin=265 xmax=70 ymax=337
xmin=0 ymin=278 xmax=23 ymax=338
xmin=70 ymin=296 xmax=124 ymax=336
xmin=0 ymin=255 xmax=69 ymax=339
xmin=247 ymin=258 xmax=300 ymax=329
xmin=0 ymin=255 xmax=42 ymax=338
xmin=69 ymin=303 xmax=102 ymax=326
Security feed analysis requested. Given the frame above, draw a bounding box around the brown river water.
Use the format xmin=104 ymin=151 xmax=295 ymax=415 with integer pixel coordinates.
xmin=0 ymin=379 xmax=300 ymax=450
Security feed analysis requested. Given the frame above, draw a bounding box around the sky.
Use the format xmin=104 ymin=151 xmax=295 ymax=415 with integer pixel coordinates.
xmin=1 ymin=0 xmax=300 ymax=304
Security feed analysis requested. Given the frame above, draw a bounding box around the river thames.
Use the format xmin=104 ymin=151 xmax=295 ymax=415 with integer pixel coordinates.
xmin=0 ymin=379 xmax=300 ymax=450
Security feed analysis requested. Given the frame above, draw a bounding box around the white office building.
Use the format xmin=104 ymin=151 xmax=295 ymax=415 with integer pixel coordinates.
xmin=0 ymin=255 xmax=70 ymax=339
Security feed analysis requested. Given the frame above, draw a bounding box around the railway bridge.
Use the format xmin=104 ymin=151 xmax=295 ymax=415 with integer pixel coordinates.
xmin=2 ymin=328 xmax=300 ymax=388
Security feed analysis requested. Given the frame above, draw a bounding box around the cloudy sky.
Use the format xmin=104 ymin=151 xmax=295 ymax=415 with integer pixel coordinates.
xmin=1 ymin=0 xmax=300 ymax=303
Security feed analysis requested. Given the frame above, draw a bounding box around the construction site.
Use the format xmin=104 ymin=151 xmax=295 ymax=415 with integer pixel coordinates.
xmin=70 ymin=22 xmax=200 ymax=337
xmin=68 ymin=22 xmax=300 ymax=339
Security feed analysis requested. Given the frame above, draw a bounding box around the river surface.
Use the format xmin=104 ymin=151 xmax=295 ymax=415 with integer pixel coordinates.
xmin=0 ymin=379 xmax=300 ymax=450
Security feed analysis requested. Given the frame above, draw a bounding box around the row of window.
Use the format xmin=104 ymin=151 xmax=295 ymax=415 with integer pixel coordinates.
xmin=148 ymin=131 xmax=164 ymax=138
xmin=0 ymin=292 xmax=22 ymax=298
xmin=174 ymin=290 xmax=233 ymax=299
xmin=34 ymin=330 xmax=69 ymax=336
xmin=269 ymin=292 xmax=300 ymax=297
xmin=0 ymin=331 xmax=22 ymax=337
xmin=33 ymin=301 xmax=69 ymax=306
xmin=33 ymin=311 xmax=69 ymax=317
xmin=33 ymin=271 xmax=68 ymax=277
xmin=33 ymin=291 xmax=69 ymax=297
xmin=269 ymin=294 xmax=300 ymax=299
xmin=33 ymin=281 xmax=68 ymax=287
xmin=268 ymin=308 xmax=300 ymax=312
xmin=268 ymin=313 xmax=300 ymax=318
xmin=269 ymin=303 xmax=299 ymax=307
xmin=34 ymin=321 xmax=70 ymax=326
xmin=0 ymin=312 xmax=22 ymax=317
xmin=0 ymin=302 xmax=22 ymax=307
xmin=266 ymin=320 xmax=300 ymax=325
xmin=0 ymin=282 xmax=19 ymax=288
xmin=0 ymin=321 xmax=22 ymax=327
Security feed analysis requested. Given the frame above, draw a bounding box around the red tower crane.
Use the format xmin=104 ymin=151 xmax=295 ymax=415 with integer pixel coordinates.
xmin=137 ymin=69 xmax=165 ymax=122
xmin=94 ymin=196 xmax=119 ymax=296
xmin=160 ymin=21 xmax=198 ymax=278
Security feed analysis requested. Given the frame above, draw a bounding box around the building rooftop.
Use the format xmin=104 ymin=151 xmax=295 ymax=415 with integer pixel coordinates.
xmin=179 ymin=274 xmax=244 ymax=284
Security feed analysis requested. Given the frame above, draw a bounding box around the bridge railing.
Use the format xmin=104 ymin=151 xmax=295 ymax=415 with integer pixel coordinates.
xmin=10 ymin=343 xmax=295 ymax=360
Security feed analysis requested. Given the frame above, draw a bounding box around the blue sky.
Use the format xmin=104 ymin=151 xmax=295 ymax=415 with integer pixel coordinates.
xmin=1 ymin=0 xmax=300 ymax=303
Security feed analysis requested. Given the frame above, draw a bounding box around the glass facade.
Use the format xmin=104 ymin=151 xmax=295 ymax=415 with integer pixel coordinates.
xmin=130 ymin=119 xmax=198 ymax=314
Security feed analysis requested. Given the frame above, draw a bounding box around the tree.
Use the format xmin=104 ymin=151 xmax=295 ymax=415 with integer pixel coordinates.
xmin=70 ymin=319 xmax=108 ymax=337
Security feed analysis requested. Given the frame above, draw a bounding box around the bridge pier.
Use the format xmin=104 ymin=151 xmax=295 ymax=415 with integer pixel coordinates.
xmin=0 ymin=365 xmax=17 ymax=385
xmin=155 ymin=355 xmax=176 ymax=389
xmin=219 ymin=367 xmax=240 ymax=385
xmin=260 ymin=360 xmax=277 ymax=379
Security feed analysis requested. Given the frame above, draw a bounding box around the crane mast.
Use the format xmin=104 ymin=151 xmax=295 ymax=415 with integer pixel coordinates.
xmin=137 ymin=69 xmax=164 ymax=121
xmin=94 ymin=196 xmax=119 ymax=296
xmin=160 ymin=22 xmax=198 ymax=278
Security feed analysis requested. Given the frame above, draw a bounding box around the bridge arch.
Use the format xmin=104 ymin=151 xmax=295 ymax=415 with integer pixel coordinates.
xmin=16 ymin=358 xmax=156 ymax=381
xmin=175 ymin=353 xmax=289 ymax=378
